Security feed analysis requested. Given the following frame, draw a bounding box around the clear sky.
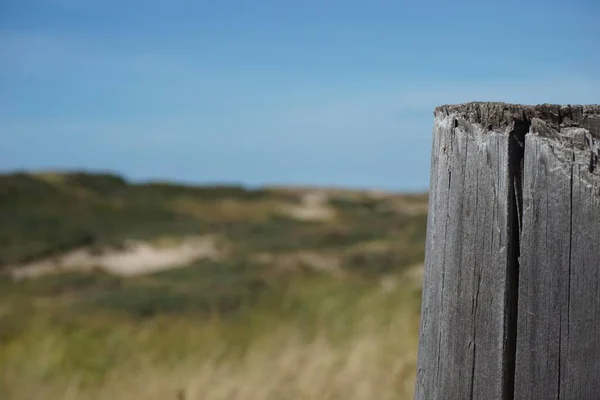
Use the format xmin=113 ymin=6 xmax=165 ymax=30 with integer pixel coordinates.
xmin=1 ymin=0 xmax=599 ymax=191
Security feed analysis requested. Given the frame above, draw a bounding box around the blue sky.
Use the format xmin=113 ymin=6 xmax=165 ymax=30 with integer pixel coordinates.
xmin=1 ymin=0 xmax=599 ymax=191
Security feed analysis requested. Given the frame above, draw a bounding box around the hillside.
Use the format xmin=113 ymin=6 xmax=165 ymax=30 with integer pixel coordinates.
xmin=0 ymin=171 xmax=428 ymax=400
xmin=0 ymin=171 xmax=427 ymax=275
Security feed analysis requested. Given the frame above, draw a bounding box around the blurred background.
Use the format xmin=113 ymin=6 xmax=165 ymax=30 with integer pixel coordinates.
xmin=1 ymin=1 xmax=598 ymax=399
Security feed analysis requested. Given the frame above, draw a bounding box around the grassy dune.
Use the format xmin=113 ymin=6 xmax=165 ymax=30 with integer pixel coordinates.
xmin=0 ymin=172 xmax=427 ymax=399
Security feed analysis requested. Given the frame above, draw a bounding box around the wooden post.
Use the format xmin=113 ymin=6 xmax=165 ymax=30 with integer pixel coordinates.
xmin=414 ymin=102 xmax=600 ymax=400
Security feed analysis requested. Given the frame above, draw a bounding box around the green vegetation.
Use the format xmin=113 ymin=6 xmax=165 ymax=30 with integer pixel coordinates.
xmin=0 ymin=172 xmax=284 ymax=266
xmin=0 ymin=171 xmax=428 ymax=399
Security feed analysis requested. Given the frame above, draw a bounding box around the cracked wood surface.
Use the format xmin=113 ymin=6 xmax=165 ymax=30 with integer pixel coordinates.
xmin=515 ymin=119 xmax=600 ymax=399
xmin=415 ymin=102 xmax=600 ymax=400
xmin=415 ymin=104 xmax=514 ymax=400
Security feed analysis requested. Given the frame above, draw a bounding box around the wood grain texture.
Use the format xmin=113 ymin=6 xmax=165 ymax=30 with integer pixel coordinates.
xmin=416 ymin=102 xmax=600 ymax=400
xmin=515 ymin=109 xmax=600 ymax=400
xmin=415 ymin=104 xmax=515 ymax=400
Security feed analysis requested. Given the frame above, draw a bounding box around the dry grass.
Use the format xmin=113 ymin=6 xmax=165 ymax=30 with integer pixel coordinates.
xmin=0 ymin=271 xmax=422 ymax=400
xmin=8 ymin=329 xmax=417 ymax=400
xmin=2 ymin=322 xmax=419 ymax=400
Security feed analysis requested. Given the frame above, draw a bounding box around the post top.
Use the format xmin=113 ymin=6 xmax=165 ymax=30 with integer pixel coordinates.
xmin=435 ymin=102 xmax=600 ymax=138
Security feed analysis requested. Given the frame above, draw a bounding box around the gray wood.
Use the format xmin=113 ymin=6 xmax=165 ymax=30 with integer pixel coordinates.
xmin=415 ymin=103 xmax=517 ymax=400
xmin=515 ymin=107 xmax=600 ymax=400
xmin=415 ymin=103 xmax=600 ymax=400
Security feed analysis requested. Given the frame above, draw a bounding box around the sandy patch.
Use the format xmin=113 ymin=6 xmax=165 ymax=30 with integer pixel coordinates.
xmin=279 ymin=191 xmax=336 ymax=221
xmin=10 ymin=235 xmax=222 ymax=280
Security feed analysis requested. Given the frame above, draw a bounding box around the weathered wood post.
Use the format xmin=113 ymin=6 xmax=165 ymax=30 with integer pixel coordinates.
xmin=415 ymin=102 xmax=600 ymax=399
